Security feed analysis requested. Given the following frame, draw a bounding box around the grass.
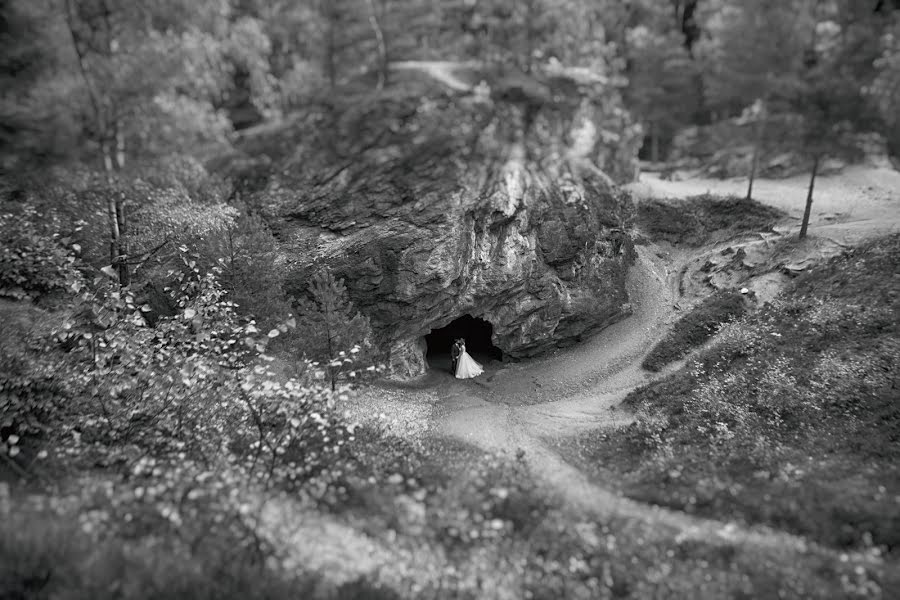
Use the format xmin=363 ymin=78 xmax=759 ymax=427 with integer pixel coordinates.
xmin=642 ymin=290 xmax=747 ymax=371
xmin=559 ymin=234 xmax=900 ymax=562
xmin=636 ymin=193 xmax=784 ymax=246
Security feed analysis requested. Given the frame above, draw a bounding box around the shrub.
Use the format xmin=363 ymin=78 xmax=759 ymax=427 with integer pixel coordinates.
xmin=0 ymin=208 xmax=80 ymax=301
xmin=200 ymin=213 xmax=293 ymax=330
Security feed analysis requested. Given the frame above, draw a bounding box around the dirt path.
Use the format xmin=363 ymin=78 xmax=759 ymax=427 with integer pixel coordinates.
xmin=437 ymin=243 xmax=676 ymax=443
xmin=428 ymin=239 xmax=873 ymax=564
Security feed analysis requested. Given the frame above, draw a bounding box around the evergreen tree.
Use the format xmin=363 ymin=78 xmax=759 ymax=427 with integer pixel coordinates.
xmin=294 ymin=269 xmax=373 ymax=390
xmin=195 ymin=212 xmax=291 ymax=329
xmin=794 ymin=61 xmax=867 ymax=239
xmin=625 ymin=25 xmax=700 ymax=162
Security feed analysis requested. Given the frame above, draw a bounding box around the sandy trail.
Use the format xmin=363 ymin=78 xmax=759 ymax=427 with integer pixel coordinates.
xmin=629 ymin=165 xmax=900 ymax=241
xmin=438 ymin=243 xmax=677 ymax=448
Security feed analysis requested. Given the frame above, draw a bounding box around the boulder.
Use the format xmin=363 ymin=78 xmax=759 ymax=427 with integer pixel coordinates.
xmin=278 ymin=159 xmax=635 ymax=377
xmin=228 ymin=63 xmax=640 ymax=377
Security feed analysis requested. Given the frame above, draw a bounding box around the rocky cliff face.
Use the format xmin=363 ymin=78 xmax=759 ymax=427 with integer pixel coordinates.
xmin=230 ymin=64 xmax=640 ymax=377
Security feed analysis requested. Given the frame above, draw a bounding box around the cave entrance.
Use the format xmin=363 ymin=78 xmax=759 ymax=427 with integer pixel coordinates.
xmin=425 ymin=314 xmax=503 ymax=373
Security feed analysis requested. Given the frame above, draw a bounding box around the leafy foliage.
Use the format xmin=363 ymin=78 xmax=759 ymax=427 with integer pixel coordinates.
xmin=0 ymin=229 xmax=362 ymax=543
xmin=0 ymin=208 xmax=82 ymax=301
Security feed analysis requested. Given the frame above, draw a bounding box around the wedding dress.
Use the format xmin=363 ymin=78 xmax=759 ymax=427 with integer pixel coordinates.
xmin=455 ymin=348 xmax=484 ymax=379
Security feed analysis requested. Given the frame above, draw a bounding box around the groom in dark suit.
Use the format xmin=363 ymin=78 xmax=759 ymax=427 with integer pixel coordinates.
xmin=450 ymin=338 xmax=463 ymax=374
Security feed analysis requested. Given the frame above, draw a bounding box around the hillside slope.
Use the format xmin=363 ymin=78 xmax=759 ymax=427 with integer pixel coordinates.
xmin=563 ymin=234 xmax=900 ymax=562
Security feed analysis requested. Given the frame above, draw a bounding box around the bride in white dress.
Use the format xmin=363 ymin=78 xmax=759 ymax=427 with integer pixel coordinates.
xmin=455 ymin=341 xmax=484 ymax=379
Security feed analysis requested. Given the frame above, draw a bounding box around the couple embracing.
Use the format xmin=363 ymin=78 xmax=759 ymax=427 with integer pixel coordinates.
xmin=450 ymin=338 xmax=484 ymax=379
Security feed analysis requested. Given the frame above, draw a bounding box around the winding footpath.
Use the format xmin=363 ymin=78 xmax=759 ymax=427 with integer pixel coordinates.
xmin=428 ymin=165 xmax=900 ymax=569
xmin=433 ymin=244 xmax=826 ymax=560
xmin=267 ymin=167 xmax=900 ymax=592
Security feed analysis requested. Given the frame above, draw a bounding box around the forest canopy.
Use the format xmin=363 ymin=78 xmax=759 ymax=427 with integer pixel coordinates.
xmin=1 ymin=0 xmax=897 ymax=172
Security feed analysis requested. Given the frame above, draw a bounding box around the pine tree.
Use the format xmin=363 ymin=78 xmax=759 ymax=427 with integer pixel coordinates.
xmin=203 ymin=213 xmax=292 ymax=329
xmin=294 ymin=269 xmax=373 ymax=390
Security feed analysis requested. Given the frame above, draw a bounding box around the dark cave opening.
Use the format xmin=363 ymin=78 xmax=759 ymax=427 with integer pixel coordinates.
xmin=425 ymin=314 xmax=503 ymax=372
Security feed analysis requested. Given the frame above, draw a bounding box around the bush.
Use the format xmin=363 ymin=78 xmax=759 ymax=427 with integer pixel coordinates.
xmin=0 ymin=306 xmax=65 ymax=461
xmin=0 ymin=208 xmax=80 ymax=301
xmin=642 ymin=290 xmax=747 ymax=371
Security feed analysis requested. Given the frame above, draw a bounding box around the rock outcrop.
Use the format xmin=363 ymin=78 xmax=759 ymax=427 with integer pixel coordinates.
xmin=229 ymin=62 xmax=640 ymax=377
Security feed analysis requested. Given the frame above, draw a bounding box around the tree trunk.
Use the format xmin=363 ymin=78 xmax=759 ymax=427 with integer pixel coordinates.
xmin=650 ymin=122 xmax=660 ymax=163
xmin=746 ymin=149 xmax=757 ymax=201
xmin=799 ymin=155 xmax=819 ymax=239
xmin=746 ymin=116 xmax=765 ymax=200
xmin=115 ymin=192 xmax=129 ymax=286
xmin=66 ymin=0 xmax=130 ymax=286
xmin=115 ymin=123 xmax=126 ymax=170
xmin=325 ymin=17 xmax=337 ymax=90
xmin=101 ymin=126 xmax=129 ymax=286
xmin=524 ymin=0 xmax=535 ymax=73
xmin=113 ymin=120 xmax=129 ymax=285
xmin=104 ymin=174 xmax=119 ymax=265
xmin=324 ymin=309 xmax=336 ymax=392
xmin=366 ymin=0 xmax=388 ymax=90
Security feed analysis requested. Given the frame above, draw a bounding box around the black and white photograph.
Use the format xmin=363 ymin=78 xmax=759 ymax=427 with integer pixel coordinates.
xmin=1 ymin=1 xmax=899 ymax=598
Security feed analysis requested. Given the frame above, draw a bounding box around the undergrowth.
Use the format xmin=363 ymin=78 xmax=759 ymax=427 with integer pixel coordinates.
xmin=561 ymin=235 xmax=900 ymax=563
